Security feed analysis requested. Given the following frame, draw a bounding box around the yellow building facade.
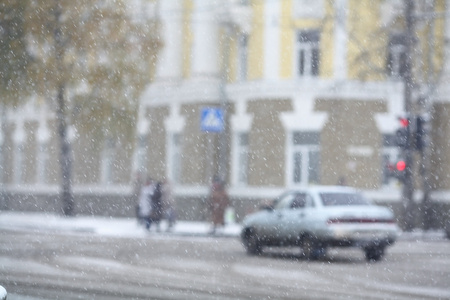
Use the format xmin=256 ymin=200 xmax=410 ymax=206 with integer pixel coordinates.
xmin=2 ymin=0 xmax=450 ymax=226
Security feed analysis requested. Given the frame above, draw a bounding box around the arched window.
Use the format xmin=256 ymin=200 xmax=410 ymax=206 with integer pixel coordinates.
xmin=296 ymin=30 xmax=320 ymax=77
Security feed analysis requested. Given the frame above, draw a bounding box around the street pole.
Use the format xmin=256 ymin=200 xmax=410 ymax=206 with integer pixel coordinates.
xmin=218 ymin=22 xmax=231 ymax=182
xmin=402 ymin=0 xmax=415 ymax=231
xmin=54 ymin=1 xmax=74 ymax=216
xmin=420 ymin=1 xmax=438 ymax=230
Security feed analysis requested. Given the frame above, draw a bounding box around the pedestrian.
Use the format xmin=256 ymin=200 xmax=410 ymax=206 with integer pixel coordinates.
xmin=133 ymin=172 xmax=145 ymax=224
xmin=162 ymin=179 xmax=177 ymax=231
xmin=208 ymin=176 xmax=230 ymax=234
xmin=150 ymin=181 xmax=164 ymax=232
xmin=138 ymin=177 xmax=154 ymax=231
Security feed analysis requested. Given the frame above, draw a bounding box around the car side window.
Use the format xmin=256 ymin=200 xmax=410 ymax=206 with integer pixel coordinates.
xmin=291 ymin=193 xmax=315 ymax=209
xmin=290 ymin=193 xmax=307 ymax=209
xmin=274 ymin=193 xmax=295 ymax=210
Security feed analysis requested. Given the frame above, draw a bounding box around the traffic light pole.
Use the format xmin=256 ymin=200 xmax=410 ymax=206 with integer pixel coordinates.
xmin=218 ymin=21 xmax=231 ymax=183
xmin=420 ymin=114 xmax=433 ymax=230
xmin=402 ymin=138 xmax=415 ymax=231
xmin=402 ymin=0 xmax=416 ymax=231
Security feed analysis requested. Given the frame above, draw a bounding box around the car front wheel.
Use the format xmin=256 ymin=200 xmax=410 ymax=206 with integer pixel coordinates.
xmin=242 ymin=228 xmax=262 ymax=255
xmin=365 ymin=246 xmax=385 ymax=262
xmin=302 ymin=235 xmax=325 ymax=260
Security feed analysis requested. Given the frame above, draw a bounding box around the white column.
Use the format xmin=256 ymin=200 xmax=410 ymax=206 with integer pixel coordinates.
xmin=230 ymin=100 xmax=253 ymax=186
xmin=0 ymin=105 xmax=4 ymax=147
xmin=155 ymin=0 xmax=183 ymax=81
xmin=334 ymin=0 xmax=348 ymax=79
xmin=436 ymin=0 xmax=450 ymax=101
xmin=443 ymin=0 xmax=450 ymax=77
xmin=36 ymin=109 xmax=51 ymax=184
xmin=12 ymin=119 xmax=25 ymax=145
xmin=164 ymin=103 xmax=185 ymax=183
xmin=12 ymin=120 xmax=25 ymax=184
xmin=191 ymin=0 xmax=220 ymax=79
xmin=264 ymin=0 xmax=280 ymax=80
xmin=37 ymin=110 xmax=50 ymax=144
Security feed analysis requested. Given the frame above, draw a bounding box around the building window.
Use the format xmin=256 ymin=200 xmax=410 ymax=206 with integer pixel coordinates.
xmin=387 ymin=34 xmax=407 ymax=79
xmin=237 ymin=34 xmax=248 ymax=82
xmin=289 ymin=132 xmax=320 ymax=186
xmin=234 ymin=132 xmax=249 ymax=186
xmin=14 ymin=144 xmax=24 ymax=184
xmin=296 ymin=30 xmax=320 ymax=77
xmin=37 ymin=143 xmax=49 ymax=184
xmin=101 ymin=138 xmax=115 ymax=185
xmin=168 ymin=133 xmax=182 ymax=184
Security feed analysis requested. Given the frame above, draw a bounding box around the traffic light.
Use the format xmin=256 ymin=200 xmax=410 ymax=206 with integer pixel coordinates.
xmin=395 ymin=117 xmax=410 ymax=149
xmin=396 ymin=160 xmax=406 ymax=171
xmin=395 ymin=160 xmax=407 ymax=183
xmin=399 ymin=117 xmax=409 ymax=128
xmin=385 ymin=160 xmax=407 ymax=183
xmin=385 ymin=160 xmax=406 ymax=183
xmin=415 ymin=115 xmax=426 ymax=151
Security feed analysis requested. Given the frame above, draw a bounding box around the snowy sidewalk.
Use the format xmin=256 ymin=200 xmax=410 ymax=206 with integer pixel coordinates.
xmin=0 ymin=211 xmax=242 ymax=239
xmin=0 ymin=211 xmax=447 ymax=241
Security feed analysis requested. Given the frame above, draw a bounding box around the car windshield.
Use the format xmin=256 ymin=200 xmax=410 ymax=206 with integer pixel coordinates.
xmin=320 ymin=192 xmax=370 ymax=206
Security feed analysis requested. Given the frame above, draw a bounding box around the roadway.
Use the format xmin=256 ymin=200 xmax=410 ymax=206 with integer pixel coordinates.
xmin=1 ymin=227 xmax=449 ymax=299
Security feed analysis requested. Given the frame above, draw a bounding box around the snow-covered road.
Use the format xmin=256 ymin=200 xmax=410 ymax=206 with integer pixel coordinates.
xmin=1 ymin=212 xmax=450 ymax=299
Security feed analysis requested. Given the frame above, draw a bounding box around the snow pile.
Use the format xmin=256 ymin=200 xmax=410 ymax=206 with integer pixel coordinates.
xmin=0 ymin=211 xmax=241 ymax=238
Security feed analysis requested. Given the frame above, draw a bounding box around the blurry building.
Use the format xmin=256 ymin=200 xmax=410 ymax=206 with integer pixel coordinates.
xmin=2 ymin=0 xmax=450 ymax=224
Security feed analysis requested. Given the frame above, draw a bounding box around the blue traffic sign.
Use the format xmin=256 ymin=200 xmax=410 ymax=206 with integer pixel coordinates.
xmin=201 ymin=108 xmax=224 ymax=132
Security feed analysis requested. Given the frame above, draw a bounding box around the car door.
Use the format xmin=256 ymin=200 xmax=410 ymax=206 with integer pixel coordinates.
xmin=279 ymin=192 xmax=313 ymax=244
xmin=262 ymin=193 xmax=294 ymax=244
xmin=255 ymin=206 xmax=280 ymax=242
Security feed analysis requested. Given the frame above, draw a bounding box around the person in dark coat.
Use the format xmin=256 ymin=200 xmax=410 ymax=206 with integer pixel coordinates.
xmin=208 ymin=177 xmax=230 ymax=234
xmin=150 ymin=181 xmax=163 ymax=232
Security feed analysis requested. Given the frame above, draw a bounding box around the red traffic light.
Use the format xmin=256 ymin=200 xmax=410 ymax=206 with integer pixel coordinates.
xmin=399 ymin=118 xmax=409 ymax=128
xmin=396 ymin=160 xmax=406 ymax=171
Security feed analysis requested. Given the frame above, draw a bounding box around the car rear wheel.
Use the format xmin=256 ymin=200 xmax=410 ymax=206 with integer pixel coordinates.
xmin=302 ymin=235 xmax=324 ymax=260
xmin=243 ymin=228 xmax=262 ymax=255
xmin=445 ymin=222 xmax=450 ymax=239
xmin=365 ymin=246 xmax=385 ymax=262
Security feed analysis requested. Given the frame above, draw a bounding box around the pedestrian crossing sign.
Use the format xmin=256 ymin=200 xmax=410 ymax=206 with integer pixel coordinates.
xmin=201 ymin=108 xmax=224 ymax=132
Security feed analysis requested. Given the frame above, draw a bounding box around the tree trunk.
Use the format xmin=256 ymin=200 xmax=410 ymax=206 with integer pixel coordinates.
xmin=57 ymin=83 xmax=74 ymax=216
xmin=54 ymin=1 xmax=74 ymax=216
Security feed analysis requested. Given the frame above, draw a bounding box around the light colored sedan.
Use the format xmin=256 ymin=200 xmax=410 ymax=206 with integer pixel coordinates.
xmin=241 ymin=186 xmax=399 ymax=261
xmin=0 ymin=285 xmax=6 ymax=300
